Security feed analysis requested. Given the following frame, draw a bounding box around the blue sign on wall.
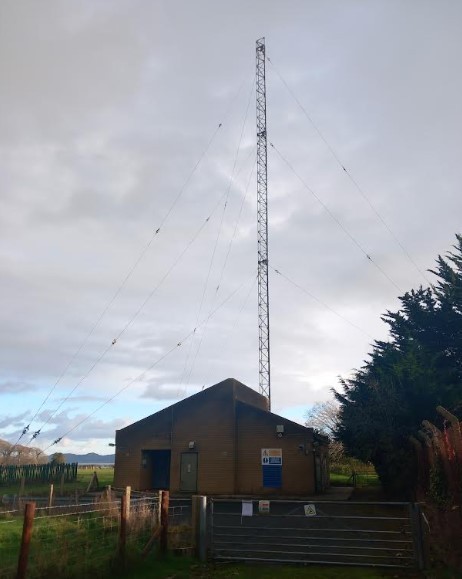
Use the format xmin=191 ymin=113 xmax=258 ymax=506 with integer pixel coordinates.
xmin=262 ymin=456 xmax=282 ymax=465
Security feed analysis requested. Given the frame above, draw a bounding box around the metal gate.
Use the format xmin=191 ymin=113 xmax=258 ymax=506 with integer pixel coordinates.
xmin=210 ymin=499 xmax=424 ymax=569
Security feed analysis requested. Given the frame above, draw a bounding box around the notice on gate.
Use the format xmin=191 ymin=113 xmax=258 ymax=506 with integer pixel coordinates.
xmin=304 ymin=504 xmax=317 ymax=517
xmin=258 ymin=500 xmax=270 ymax=514
xmin=261 ymin=448 xmax=282 ymax=465
xmin=241 ymin=501 xmax=253 ymax=517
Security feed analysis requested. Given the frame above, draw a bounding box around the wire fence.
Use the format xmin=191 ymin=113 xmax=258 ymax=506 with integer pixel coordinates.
xmin=111 ymin=488 xmax=192 ymax=525
xmin=0 ymin=493 xmax=164 ymax=579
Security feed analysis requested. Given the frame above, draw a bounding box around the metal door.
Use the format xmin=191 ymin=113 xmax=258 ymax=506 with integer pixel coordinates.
xmin=180 ymin=452 xmax=198 ymax=492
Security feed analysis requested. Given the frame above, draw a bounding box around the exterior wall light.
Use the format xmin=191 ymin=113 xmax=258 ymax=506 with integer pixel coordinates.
xmin=188 ymin=441 xmax=196 ymax=450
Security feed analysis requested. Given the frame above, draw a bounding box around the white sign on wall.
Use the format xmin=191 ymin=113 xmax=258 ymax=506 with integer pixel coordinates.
xmin=261 ymin=448 xmax=282 ymax=466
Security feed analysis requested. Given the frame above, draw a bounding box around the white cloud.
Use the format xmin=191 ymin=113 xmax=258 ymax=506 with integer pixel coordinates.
xmin=1 ymin=0 xmax=461 ymax=451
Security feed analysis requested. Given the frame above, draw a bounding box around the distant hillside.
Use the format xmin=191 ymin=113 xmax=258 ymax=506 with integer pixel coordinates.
xmin=64 ymin=452 xmax=115 ymax=464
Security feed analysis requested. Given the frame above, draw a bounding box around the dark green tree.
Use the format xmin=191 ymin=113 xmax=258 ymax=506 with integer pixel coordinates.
xmin=334 ymin=235 xmax=462 ymax=497
xmin=49 ymin=452 xmax=65 ymax=465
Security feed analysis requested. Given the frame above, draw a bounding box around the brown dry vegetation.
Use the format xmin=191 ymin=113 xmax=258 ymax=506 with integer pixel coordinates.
xmin=0 ymin=438 xmax=47 ymax=465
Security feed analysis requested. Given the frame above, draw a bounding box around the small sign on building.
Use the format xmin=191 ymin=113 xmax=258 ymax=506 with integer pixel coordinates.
xmin=261 ymin=448 xmax=282 ymax=465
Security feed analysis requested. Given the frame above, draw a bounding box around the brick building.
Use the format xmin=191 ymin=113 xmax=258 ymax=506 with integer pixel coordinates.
xmin=113 ymin=378 xmax=328 ymax=495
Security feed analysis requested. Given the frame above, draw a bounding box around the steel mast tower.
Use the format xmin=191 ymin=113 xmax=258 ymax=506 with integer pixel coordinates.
xmin=256 ymin=37 xmax=271 ymax=409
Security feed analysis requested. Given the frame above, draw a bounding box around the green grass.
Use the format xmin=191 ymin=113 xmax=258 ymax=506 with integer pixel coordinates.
xmin=0 ymin=509 xmax=119 ymax=572
xmin=329 ymin=472 xmax=352 ymax=485
xmin=0 ymin=517 xmax=22 ymax=572
xmin=0 ymin=497 xmax=151 ymax=578
xmin=0 ymin=467 xmax=114 ymax=497
xmin=330 ymin=471 xmax=380 ymax=488
xmin=118 ymin=557 xmax=424 ymax=579
xmin=77 ymin=467 xmax=114 ymax=490
xmin=0 ymin=468 xmax=116 ymax=574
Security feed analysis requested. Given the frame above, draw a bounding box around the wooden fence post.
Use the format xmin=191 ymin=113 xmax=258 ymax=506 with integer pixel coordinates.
xmin=86 ymin=471 xmax=99 ymax=493
xmin=60 ymin=473 xmax=65 ymax=496
xmin=157 ymin=490 xmax=162 ymax=527
xmin=48 ymin=484 xmax=54 ymax=508
xmin=125 ymin=486 xmax=131 ymax=521
xmin=17 ymin=502 xmax=36 ymax=579
xmin=119 ymin=494 xmax=127 ymax=565
xmin=160 ymin=490 xmax=169 ymax=556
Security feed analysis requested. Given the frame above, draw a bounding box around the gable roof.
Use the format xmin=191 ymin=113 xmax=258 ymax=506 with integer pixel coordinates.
xmin=118 ymin=378 xmax=268 ymax=434
xmin=117 ymin=377 xmax=322 ymax=441
xmin=235 ymin=399 xmax=312 ymax=435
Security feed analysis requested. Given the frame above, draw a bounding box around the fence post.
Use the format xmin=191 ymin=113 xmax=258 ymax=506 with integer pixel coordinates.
xmin=119 ymin=493 xmax=127 ymax=565
xmin=192 ymin=495 xmax=199 ymax=552
xmin=125 ymin=486 xmax=131 ymax=521
xmin=410 ymin=503 xmax=425 ymax=570
xmin=197 ymin=496 xmax=207 ymax=562
xmin=192 ymin=495 xmax=207 ymax=560
xmin=60 ymin=473 xmax=65 ymax=496
xmin=160 ymin=490 xmax=169 ymax=556
xmin=17 ymin=502 xmax=36 ymax=579
xmin=157 ymin=490 xmax=162 ymax=527
xmin=48 ymin=484 xmax=54 ymax=508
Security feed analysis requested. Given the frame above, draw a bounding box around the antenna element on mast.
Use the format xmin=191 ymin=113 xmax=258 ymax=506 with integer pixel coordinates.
xmin=256 ymin=37 xmax=271 ymax=409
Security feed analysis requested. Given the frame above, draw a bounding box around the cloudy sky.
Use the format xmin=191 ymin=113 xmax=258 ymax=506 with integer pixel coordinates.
xmin=1 ymin=1 xmax=461 ymax=455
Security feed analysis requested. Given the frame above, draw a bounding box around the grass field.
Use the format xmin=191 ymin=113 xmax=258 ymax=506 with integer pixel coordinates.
xmin=117 ymin=557 xmax=425 ymax=579
xmin=123 ymin=557 xmax=462 ymax=579
xmin=1 ymin=465 xmax=382 ymax=495
xmin=330 ymin=472 xmax=380 ymax=487
xmin=329 ymin=461 xmax=380 ymax=488
xmin=0 ymin=467 xmax=115 ymax=571
xmin=0 ymin=511 xmax=120 ymax=576
xmin=0 ymin=478 xmax=154 ymax=579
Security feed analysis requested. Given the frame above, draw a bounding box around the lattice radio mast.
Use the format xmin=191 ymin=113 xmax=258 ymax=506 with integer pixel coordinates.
xmin=256 ymin=37 xmax=271 ymax=409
